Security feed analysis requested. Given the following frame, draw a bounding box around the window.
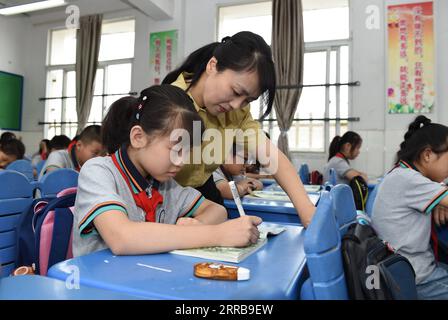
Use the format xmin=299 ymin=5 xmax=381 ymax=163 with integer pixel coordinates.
xmin=218 ymin=0 xmax=350 ymax=153
xmin=44 ymin=19 xmax=135 ymax=138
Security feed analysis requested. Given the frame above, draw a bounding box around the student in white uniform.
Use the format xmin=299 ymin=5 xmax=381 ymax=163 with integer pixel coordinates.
xmin=73 ymin=85 xmax=262 ymax=257
xmin=40 ymin=125 xmax=104 ymax=178
xmin=323 ymin=131 xmax=368 ymax=185
xmin=372 ymin=116 xmax=448 ymax=300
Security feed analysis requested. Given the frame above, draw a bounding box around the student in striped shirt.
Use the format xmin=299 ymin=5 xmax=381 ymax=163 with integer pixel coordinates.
xmin=73 ymin=85 xmax=261 ymax=257
xmin=372 ymin=116 xmax=448 ymax=299
xmin=40 ymin=126 xmax=104 ymax=178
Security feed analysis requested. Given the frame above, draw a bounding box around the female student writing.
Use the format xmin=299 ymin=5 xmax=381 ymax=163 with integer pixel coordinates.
xmin=73 ymin=85 xmax=262 ymax=257
xmin=163 ymin=31 xmax=315 ymax=226
xmin=323 ymin=131 xmax=368 ymax=185
xmin=372 ymin=116 xmax=448 ymax=299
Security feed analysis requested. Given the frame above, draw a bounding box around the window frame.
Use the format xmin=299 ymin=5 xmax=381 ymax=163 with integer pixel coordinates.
xmin=216 ymin=3 xmax=352 ymax=154
xmin=44 ymin=18 xmax=135 ymax=138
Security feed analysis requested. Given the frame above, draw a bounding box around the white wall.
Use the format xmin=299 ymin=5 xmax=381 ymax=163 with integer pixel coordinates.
xmin=350 ymin=0 xmax=448 ymax=176
xmin=0 ymin=14 xmax=41 ymax=155
xmin=1 ymin=0 xmax=185 ymax=156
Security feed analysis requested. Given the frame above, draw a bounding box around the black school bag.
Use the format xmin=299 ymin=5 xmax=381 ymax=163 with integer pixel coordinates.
xmin=349 ymin=176 xmax=369 ymax=211
xmin=341 ymin=222 xmax=418 ymax=300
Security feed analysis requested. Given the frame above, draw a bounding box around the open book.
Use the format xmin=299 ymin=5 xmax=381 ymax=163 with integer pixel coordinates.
xmin=247 ymin=190 xmax=291 ymax=201
xmin=170 ymin=225 xmax=286 ymax=263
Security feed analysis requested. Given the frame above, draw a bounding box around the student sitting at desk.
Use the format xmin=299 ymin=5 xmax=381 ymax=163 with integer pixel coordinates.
xmin=40 ymin=126 xmax=104 ymax=178
xmin=49 ymin=135 xmax=71 ymax=153
xmin=213 ymin=143 xmax=263 ymax=199
xmin=323 ymin=131 xmax=368 ymax=185
xmin=73 ymin=85 xmax=262 ymax=257
xmin=0 ymin=135 xmax=25 ymax=169
xmin=372 ymin=116 xmax=448 ymax=300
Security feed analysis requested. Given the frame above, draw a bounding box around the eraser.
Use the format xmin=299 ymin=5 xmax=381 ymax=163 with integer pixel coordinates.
xmin=194 ymin=262 xmax=250 ymax=281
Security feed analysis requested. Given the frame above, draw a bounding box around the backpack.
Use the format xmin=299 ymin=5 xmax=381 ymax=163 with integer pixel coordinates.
xmin=310 ymin=170 xmax=323 ymax=185
xmin=341 ymin=222 xmax=418 ymax=300
xmin=349 ymin=176 xmax=369 ymax=211
xmin=15 ymin=188 xmax=76 ymax=276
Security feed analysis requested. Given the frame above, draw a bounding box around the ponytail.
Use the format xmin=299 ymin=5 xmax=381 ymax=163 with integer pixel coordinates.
xmin=328 ymin=131 xmax=363 ymax=161
xmin=102 ymin=97 xmax=138 ymax=154
xmin=163 ymin=42 xmax=219 ymax=88
xmin=396 ymin=115 xmax=448 ymax=164
xmin=102 ymin=85 xmax=204 ymax=155
xmin=328 ymin=136 xmax=341 ymax=161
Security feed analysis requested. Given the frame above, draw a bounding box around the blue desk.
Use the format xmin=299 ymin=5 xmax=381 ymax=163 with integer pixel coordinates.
xmin=48 ymin=224 xmax=306 ymax=300
xmin=0 ymin=275 xmax=143 ymax=300
xmin=224 ymin=193 xmax=320 ymax=225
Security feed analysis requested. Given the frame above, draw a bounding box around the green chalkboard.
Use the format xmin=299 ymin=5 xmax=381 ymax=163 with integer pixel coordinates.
xmin=0 ymin=71 xmax=23 ymax=131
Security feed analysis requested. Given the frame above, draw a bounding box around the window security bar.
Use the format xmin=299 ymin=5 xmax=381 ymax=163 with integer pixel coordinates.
xmin=38 ymin=92 xmax=138 ymax=101
xmin=276 ymin=81 xmax=360 ymax=89
xmin=258 ymin=117 xmax=360 ymax=122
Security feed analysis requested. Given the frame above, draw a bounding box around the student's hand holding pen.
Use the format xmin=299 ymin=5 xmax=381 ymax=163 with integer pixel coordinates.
xmin=237 ymin=180 xmax=259 ymax=196
xmin=215 ymin=216 xmax=262 ymax=247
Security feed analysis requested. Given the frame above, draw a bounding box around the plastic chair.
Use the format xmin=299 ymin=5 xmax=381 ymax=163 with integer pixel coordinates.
xmin=38 ymin=169 xmax=79 ymax=198
xmin=35 ymin=160 xmax=46 ymax=178
xmin=300 ymin=191 xmax=349 ymax=300
xmin=329 ymin=168 xmax=337 ymax=186
xmin=365 ymin=183 xmax=380 ymax=217
xmin=6 ymin=159 xmax=34 ymax=182
xmin=329 ymin=184 xmax=358 ymax=236
xmin=299 ymin=164 xmax=310 ymax=185
xmin=0 ymin=171 xmax=34 ymax=278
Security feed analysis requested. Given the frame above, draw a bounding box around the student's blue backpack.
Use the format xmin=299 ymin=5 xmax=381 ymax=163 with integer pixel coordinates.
xmin=15 ymin=188 xmax=76 ymax=276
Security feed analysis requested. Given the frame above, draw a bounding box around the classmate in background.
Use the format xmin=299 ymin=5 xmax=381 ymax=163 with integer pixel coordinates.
xmin=0 ymin=137 xmax=25 ymax=169
xmin=372 ymin=116 xmax=448 ymax=300
xmin=164 ymin=31 xmax=315 ymax=226
xmin=31 ymin=139 xmax=50 ymax=167
xmin=49 ymin=135 xmax=71 ymax=152
xmin=323 ymin=131 xmax=368 ymax=185
xmin=73 ymin=85 xmax=261 ymax=257
xmin=0 ymin=132 xmax=17 ymax=145
xmin=213 ymin=143 xmax=263 ymax=199
xmin=40 ymin=125 xmax=103 ymax=177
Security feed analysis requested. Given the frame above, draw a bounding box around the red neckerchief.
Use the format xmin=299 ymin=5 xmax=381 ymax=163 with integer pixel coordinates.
xmin=335 ymin=152 xmax=350 ymax=164
xmin=111 ymin=149 xmax=163 ymax=223
xmin=67 ymin=140 xmax=81 ymax=172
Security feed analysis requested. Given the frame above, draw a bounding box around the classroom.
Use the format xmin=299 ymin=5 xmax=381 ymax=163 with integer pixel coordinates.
xmin=1 ymin=0 xmax=448 ymax=304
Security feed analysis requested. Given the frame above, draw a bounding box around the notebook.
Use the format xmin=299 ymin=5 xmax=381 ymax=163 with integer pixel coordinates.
xmin=247 ymin=190 xmax=291 ymax=201
xmin=170 ymin=224 xmax=286 ymax=263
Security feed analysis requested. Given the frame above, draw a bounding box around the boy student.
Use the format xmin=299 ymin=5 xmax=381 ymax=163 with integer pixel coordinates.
xmin=40 ymin=125 xmax=103 ymax=178
xmin=0 ymin=137 xmax=25 ymax=169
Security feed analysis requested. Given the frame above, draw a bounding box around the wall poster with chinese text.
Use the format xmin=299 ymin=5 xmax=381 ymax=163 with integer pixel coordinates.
xmin=150 ymin=30 xmax=178 ymax=85
xmin=387 ymin=2 xmax=434 ymax=114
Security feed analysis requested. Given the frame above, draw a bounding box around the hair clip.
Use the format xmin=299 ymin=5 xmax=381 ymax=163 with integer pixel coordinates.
xmin=136 ymin=96 xmax=148 ymax=121
xmin=221 ymin=36 xmax=231 ymax=43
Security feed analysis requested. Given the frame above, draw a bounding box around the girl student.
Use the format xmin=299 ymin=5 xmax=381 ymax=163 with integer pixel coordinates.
xmin=372 ymin=116 xmax=448 ymax=299
xmin=72 ymin=84 xmax=262 ymax=257
xmin=163 ymin=31 xmax=315 ymax=226
xmin=323 ymin=131 xmax=368 ymax=185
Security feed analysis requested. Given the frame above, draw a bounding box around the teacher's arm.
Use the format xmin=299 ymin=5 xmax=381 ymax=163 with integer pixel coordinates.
xmin=257 ymin=138 xmax=316 ymax=227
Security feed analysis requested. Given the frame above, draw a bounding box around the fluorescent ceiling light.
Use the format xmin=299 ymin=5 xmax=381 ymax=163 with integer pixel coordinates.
xmin=0 ymin=0 xmax=66 ymax=16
